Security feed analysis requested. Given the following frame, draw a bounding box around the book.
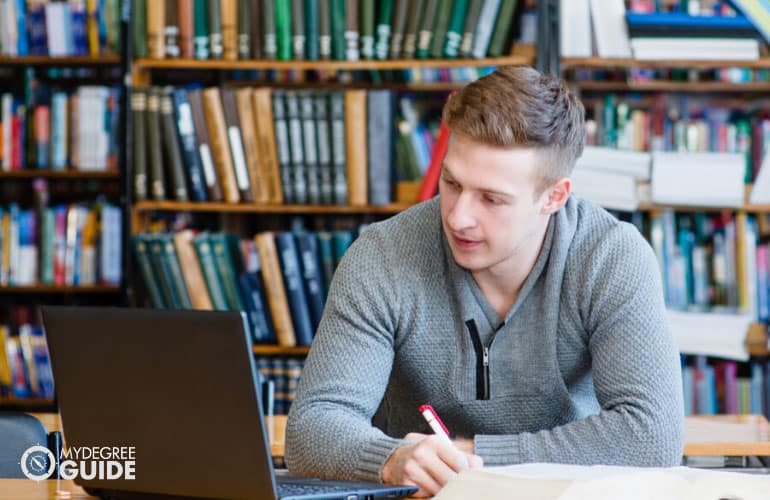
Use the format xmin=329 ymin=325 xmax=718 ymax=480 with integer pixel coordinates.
xmin=255 ymin=232 xmax=297 ymax=347
xmin=171 ymin=88 xmax=209 ymax=202
xmin=221 ymin=88 xmax=254 ymax=202
xmin=235 ymin=88 xmax=270 ymax=203
xmin=188 ymin=89 xmax=225 ymax=201
xmin=220 ymin=0 xmax=237 ymax=60
xmin=173 ymin=230 xmax=214 ymax=310
xmin=251 ymin=88 xmax=284 ymax=204
xmin=160 ymin=88 xmax=190 ymax=201
xmin=367 ymin=90 xmax=394 ymax=206
xmin=275 ymin=231 xmax=314 ymax=346
xmin=202 ymin=87 xmax=240 ymax=203
xmin=345 ymin=90 xmax=368 ymax=206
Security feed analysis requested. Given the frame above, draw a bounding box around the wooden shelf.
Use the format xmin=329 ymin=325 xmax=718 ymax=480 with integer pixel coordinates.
xmin=133 ymin=54 xmax=534 ymax=71
xmin=562 ymin=57 xmax=770 ymax=69
xmin=242 ymin=81 xmax=467 ymax=92
xmin=0 ymin=285 xmax=121 ymax=293
xmin=253 ymin=345 xmax=311 ymax=356
xmin=0 ymin=55 xmax=120 ymax=66
xmin=574 ymin=80 xmax=770 ymax=93
xmin=0 ymin=397 xmax=56 ymax=410
xmin=0 ymin=170 xmax=119 ymax=179
xmin=133 ymin=201 xmax=412 ymax=215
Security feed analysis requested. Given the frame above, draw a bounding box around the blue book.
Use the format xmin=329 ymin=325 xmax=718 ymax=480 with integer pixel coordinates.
xmin=15 ymin=0 xmax=29 ymax=55
xmin=275 ymin=232 xmax=314 ymax=346
xmin=316 ymin=231 xmax=334 ymax=296
xmin=239 ymin=272 xmax=277 ymax=344
xmin=27 ymin=1 xmax=48 ymax=56
xmin=51 ymin=92 xmax=68 ymax=169
xmin=625 ymin=12 xmax=757 ymax=30
xmin=70 ymin=1 xmax=89 ymax=56
xmin=682 ymin=365 xmax=694 ymax=416
xmin=332 ymin=230 xmax=353 ymax=273
xmin=172 ymin=89 xmax=209 ymax=202
xmin=295 ymin=232 xmax=325 ymax=329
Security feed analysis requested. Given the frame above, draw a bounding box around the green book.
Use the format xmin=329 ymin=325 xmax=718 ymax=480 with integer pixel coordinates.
xmin=429 ymin=0 xmax=454 ymax=58
xmin=443 ymin=0 xmax=469 ymax=57
xmin=193 ymin=233 xmax=230 ymax=310
xmin=389 ymin=0 xmax=409 ymax=59
xmin=291 ymin=0 xmax=306 ymax=59
xmin=486 ymin=0 xmax=518 ymax=57
xmin=304 ymin=0 xmax=319 ymax=60
xmin=133 ymin=235 xmax=167 ymax=309
xmin=318 ymin=0 xmax=331 ymax=59
xmin=374 ymin=0 xmax=393 ymax=60
xmin=330 ymin=0 xmax=346 ymax=60
xmin=262 ymin=0 xmax=278 ymax=59
xmin=237 ymin=0 xmax=251 ymax=59
xmin=416 ymin=0 xmax=439 ymax=58
xmin=208 ymin=0 xmax=223 ymax=58
xmin=148 ymin=235 xmax=182 ymax=309
xmin=460 ymin=0 xmax=483 ymax=56
xmin=209 ymin=233 xmax=244 ymax=310
xmin=360 ymin=0 xmax=375 ymax=59
xmin=193 ymin=0 xmax=210 ymax=59
xmin=401 ymin=0 xmax=424 ymax=58
xmin=160 ymin=233 xmax=194 ymax=309
xmin=131 ymin=88 xmax=148 ymax=201
xmin=344 ymin=0 xmax=359 ymax=61
xmin=41 ymin=208 xmax=54 ymax=285
xmin=276 ymin=0 xmax=293 ymax=60
xmin=146 ymin=87 xmax=166 ymax=201
xmin=132 ymin=0 xmax=148 ymax=58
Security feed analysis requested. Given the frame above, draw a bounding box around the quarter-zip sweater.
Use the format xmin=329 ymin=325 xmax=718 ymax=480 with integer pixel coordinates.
xmin=285 ymin=196 xmax=684 ymax=483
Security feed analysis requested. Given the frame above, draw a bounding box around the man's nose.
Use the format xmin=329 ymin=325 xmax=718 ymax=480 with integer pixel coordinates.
xmin=446 ymin=193 xmax=477 ymax=231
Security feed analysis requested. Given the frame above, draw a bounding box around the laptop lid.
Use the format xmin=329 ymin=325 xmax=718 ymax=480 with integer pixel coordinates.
xmin=42 ymin=306 xmax=279 ymax=499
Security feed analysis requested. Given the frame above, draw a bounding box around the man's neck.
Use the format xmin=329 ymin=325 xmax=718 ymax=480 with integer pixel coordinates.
xmin=471 ymin=221 xmax=550 ymax=319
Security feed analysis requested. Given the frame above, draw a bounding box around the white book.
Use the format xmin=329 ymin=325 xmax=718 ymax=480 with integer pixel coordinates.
xmin=667 ymin=309 xmax=752 ymax=362
xmin=589 ymin=0 xmax=631 ymax=58
xmin=631 ymin=37 xmax=760 ymax=61
xmin=45 ymin=3 xmax=69 ymax=57
xmin=76 ymin=86 xmax=110 ymax=170
xmin=560 ymin=0 xmax=592 ymax=57
xmin=570 ymin=168 xmax=638 ymax=212
xmin=471 ymin=0 xmax=501 ymax=58
xmin=576 ymin=146 xmax=651 ymax=180
xmin=651 ymin=152 xmax=744 ymax=207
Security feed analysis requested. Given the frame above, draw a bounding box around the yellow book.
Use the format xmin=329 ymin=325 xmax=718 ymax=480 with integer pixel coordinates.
xmin=86 ymin=0 xmax=100 ymax=56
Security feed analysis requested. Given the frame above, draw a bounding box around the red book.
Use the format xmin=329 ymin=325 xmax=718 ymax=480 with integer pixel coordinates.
xmin=417 ymin=121 xmax=450 ymax=202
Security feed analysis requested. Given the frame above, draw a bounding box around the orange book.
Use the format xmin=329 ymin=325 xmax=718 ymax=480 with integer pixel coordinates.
xmin=254 ymin=232 xmax=297 ymax=347
xmin=147 ymin=0 xmax=166 ymax=59
xmin=173 ymin=230 xmax=214 ymax=310
xmin=251 ymin=88 xmax=284 ymax=204
xmin=202 ymin=87 xmax=241 ymax=203
xmin=236 ymin=88 xmax=270 ymax=203
xmin=344 ymin=90 xmax=368 ymax=206
xmin=177 ymin=0 xmax=195 ymax=58
xmin=220 ymin=0 xmax=238 ymax=60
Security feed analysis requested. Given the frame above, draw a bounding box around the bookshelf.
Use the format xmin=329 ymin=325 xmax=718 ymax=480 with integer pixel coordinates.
xmin=573 ymin=81 xmax=770 ymax=94
xmin=0 ymin=5 xmax=127 ymax=410
xmin=562 ymin=57 xmax=770 ymax=69
xmin=132 ymin=201 xmax=413 ymax=215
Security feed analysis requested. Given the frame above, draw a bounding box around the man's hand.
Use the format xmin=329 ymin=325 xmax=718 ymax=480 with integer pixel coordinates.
xmin=381 ymin=433 xmax=483 ymax=497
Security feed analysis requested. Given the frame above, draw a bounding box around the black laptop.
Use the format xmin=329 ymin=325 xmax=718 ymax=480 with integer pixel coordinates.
xmin=41 ymin=306 xmax=417 ymax=500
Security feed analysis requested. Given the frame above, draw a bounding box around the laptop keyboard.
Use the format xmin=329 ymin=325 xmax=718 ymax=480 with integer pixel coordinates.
xmin=278 ymin=480 xmax=363 ymax=496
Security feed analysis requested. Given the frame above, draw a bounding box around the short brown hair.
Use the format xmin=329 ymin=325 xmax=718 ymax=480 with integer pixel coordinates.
xmin=442 ymin=66 xmax=586 ymax=194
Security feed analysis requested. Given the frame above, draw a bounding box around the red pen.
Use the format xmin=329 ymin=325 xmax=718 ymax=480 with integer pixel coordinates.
xmin=419 ymin=404 xmax=451 ymax=442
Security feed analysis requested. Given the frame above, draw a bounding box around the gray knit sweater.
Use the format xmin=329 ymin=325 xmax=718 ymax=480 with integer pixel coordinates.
xmin=285 ymin=195 xmax=684 ymax=483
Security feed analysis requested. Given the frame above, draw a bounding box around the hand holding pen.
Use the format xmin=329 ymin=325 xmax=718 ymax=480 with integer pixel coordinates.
xmin=380 ymin=404 xmax=483 ymax=498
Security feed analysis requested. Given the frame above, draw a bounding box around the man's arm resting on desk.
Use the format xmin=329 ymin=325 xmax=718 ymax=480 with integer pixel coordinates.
xmin=474 ymin=224 xmax=685 ymax=467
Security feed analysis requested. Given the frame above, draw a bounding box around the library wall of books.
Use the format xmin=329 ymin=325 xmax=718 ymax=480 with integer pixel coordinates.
xmin=1 ymin=0 xmax=770 ymax=422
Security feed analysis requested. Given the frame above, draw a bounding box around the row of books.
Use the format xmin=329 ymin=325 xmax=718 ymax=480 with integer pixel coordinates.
xmin=1 ymin=86 xmax=121 ymax=172
xmin=583 ymin=94 xmax=770 ymax=184
xmin=0 ymin=307 xmax=54 ymax=400
xmin=573 ymin=67 xmax=770 ymax=86
xmin=561 ymin=0 xmax=767 ymax=61
xmin=683 ymin=356 xmax=769 ymax=418
xmin=255 ymin=356 xmax=304 ymax=415
xmin=0 ymin=201 xmax=122 ymax=287
xmin=131 ymin=86 xmax=402 ymax=206
xmin=0 ymin=0 xmax=122 ymax=57
xmin=133 ymin=227 xmax=364 ymax=348
xmin=134 ymin=0 xmax=523 ymax=62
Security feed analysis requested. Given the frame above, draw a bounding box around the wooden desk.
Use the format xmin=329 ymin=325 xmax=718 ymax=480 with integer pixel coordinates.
xmin=30 ymin=413 xmax=287 ymax=458
xmin=684 ymin=414 xmax=770 ymax=457
xmin=0 ymin=479 xmax=92 ymax=499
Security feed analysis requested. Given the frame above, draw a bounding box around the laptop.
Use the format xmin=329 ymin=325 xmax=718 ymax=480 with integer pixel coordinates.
xmin=41 ymin=306 xmax=418 ymax=500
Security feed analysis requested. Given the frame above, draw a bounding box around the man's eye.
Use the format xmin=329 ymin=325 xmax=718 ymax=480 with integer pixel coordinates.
xmin=484 ymin=196 xmax=501 ymax=205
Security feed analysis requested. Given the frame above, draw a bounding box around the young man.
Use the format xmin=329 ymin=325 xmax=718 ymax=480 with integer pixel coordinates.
xmin=285 ymin=66 xmax=684 ymax=497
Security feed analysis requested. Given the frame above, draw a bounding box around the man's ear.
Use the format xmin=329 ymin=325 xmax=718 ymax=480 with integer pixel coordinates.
xmin=541 ymin=177 xmax=571 ymax=215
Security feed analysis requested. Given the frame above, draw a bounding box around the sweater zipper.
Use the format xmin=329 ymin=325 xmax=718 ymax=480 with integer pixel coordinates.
xmin=466 ymin=319 xmax=496 ymax=400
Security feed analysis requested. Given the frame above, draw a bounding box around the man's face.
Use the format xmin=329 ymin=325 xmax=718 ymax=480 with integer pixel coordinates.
xmin=439 ymin=134 xmax=551 ymax=274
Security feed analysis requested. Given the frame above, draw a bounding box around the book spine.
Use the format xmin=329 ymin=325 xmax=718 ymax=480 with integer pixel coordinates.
xmin=146 ymin=0 xmax=166 ymax=58
xmin=344 ymin=0 xmax=359 ymax=61
xmin=262 ymin=0 xmax=277 ymax=59
xmin=300 ymin=93 xmax=320 ymax=205
xmin=460 ymin=0 xmax=483 ymax=57
xmin=329 ymin=0 xmax=345 ymax=60
xmin=236 ymin=88 xmax=270 ymax=203
xmin=164 ymin=0 xmax=180 ymax=58
xmin=221 ymin=88 xmax=254 ymax=202
xmin=314 ymin=94 xmax=333 ymax=205
xmin=193 ymin=233 xmax=230 ymax=310
xmin=252 ymin=88 xmax=284 ymax=204
xmin=146 ymin=87 xmax=166 ymax=201
xmin=193 ymin=0 xmax=210 ymax=59
xmin=275 ymin=231 xmax=314 ymax=346
xmin=367 ymin=90 xmax=393 ymax=206
xmin=131 ymin=89 xmax=148 ymax=201
xmin=188 ymin=89 xmax=224 ymax=201
xmin=486 ymin=0 xmax=517 ymax=57
xmin=220 ymin=0 xmax=237 ymax=60
xmin=276 ymin=0 xmax=292 ymax=60
xmin=254 ymin=232 xmax=297 ymax=347
xmin=285 ymin=91 xmax=307 ymax=204
xmin=172 ymin=88 xmax=208 ymax=202
xmin=202 ymin=87 xmax=240 ymax=203
xmin=416 ymin=0 xmax=439 ymax=58
xmin=374 ymin=0 xmax=393 ymax=60
xmin=160 ymin=88 xmax=190 ymax=201
xmin=345 ymin=90 xmax=368 ymax=206
xmin=291 ymin=0 xmax=305 ymax=59
xmin=178 ymin=0 xmax=195 ymax=58
xmin=429 ymin=0 xmax=454 ymax=58
xmin=389 ymin=0 xmax=409 ymax=59
xmin=444 ymin=0 xmax=469 ymax=57
xmin=208 ymin=0 xmax=223 ymax=58
xmin=272 ymin=91 xmax=294 ymax=204
xmin=329 ymin=91 xmax=347 ymax=205
xmin=318 ymin=0 xmax=331 ymax=60
xmin=237 ymin=0 xmax=251 ymax=59
xmin=303 ymin=0 xmax=318 ymax=60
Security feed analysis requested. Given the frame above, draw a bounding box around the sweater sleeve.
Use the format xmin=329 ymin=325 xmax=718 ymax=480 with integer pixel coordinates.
xmin=474 ymin=223 xmax=685 ymax=466
xmin=285 ymin=226 xmax=406 ymax=482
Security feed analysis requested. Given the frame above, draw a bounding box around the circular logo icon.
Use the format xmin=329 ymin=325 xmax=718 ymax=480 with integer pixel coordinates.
xmin=20 ymin=445 xmax=56 ymax=481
